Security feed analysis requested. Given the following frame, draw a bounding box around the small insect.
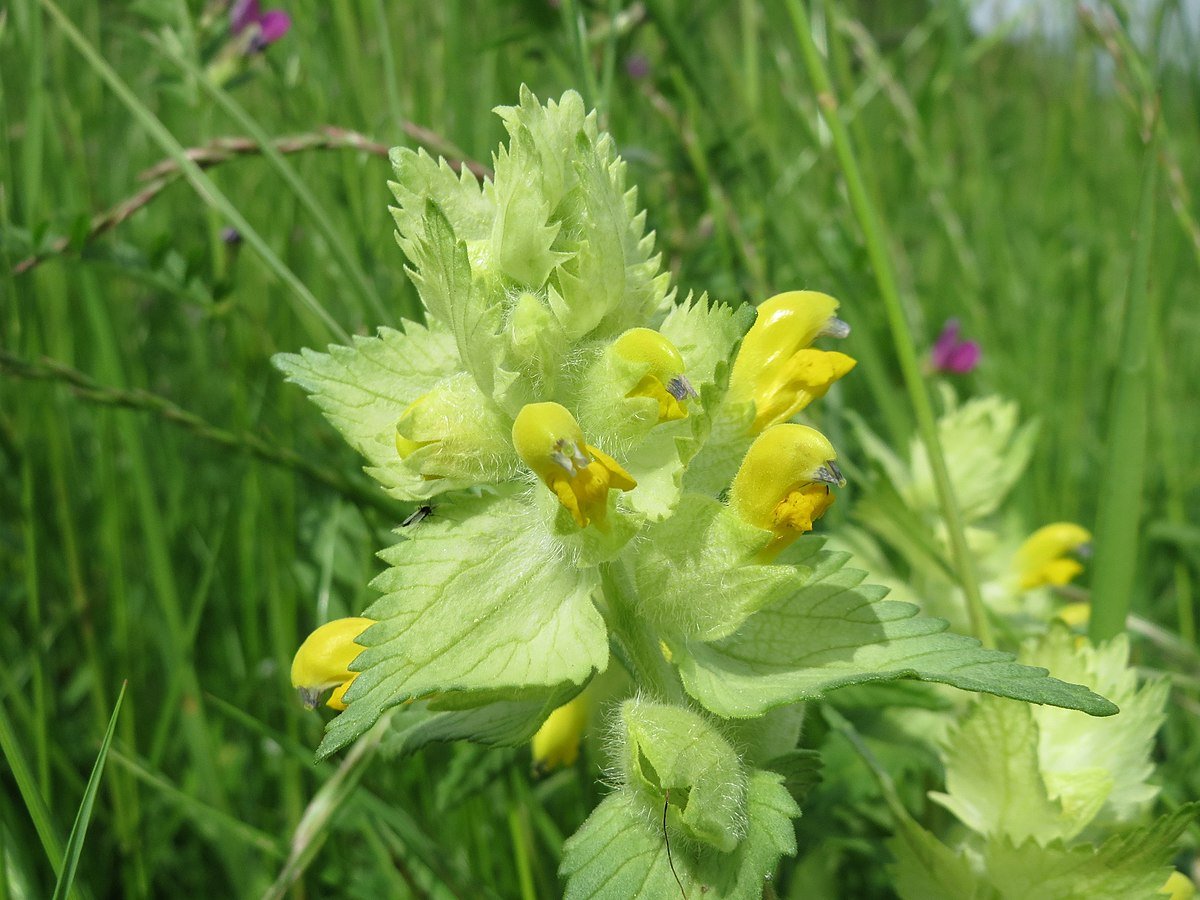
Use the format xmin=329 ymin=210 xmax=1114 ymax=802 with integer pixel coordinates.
xmin=401 ymin=505 xmax=433 ymax=527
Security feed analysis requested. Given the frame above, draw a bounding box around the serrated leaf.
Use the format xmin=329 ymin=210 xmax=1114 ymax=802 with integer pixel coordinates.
xmin=1023 ymin=628 xmax=1168 ymax=828
xmin=669 ymin=537 xmax=1117 ymax=719
xmin=929 ymin=697 xmax=1067 ymax=843
xmin=273 ymin=320 xmax=460 ymax=483
xmin=886 ymin=815 xmax=985 ymax=900
xmin=382 ymin=682 xmax=583 ymax=759
xmin=658 ymin=294 xmax=756 ymax=390
xmin=389 ymin=147 xmax=494 ymax=247
xmin=405 ymin=199 xmax=504 ymax=397
xmin=317 ymin=491 xmax=608 ymax=757
xmin=560 ymin=770 xmax=799 ymax=900
xmin=980 ymin=804 xmax=1200 ymax=900
xmin=490 ymin=88 xmax=669 ymax=341
xmin=489 ymin=134 xmax=571 ymax=288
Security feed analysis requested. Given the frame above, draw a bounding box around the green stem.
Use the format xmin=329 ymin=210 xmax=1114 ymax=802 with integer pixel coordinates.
xmin=786 ymin=0 xmax=993 ymax=646
xmin=602 ymin=564 xmax=684 ymax=703
xmin=1089 ymin=128 xmax=1161 ymax=642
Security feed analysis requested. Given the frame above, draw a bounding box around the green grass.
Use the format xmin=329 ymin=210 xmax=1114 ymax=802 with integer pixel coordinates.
xmin=3 ymin=0 xmax=1199 ymax=896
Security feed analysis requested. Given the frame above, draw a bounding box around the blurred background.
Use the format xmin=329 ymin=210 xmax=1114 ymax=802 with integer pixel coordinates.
xmin=2 ymin=0 xmax=1198 ymax=897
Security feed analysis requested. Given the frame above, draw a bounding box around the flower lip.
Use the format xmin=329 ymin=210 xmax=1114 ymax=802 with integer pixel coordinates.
xmin=298 ymin=687 xmax=324 ymax=710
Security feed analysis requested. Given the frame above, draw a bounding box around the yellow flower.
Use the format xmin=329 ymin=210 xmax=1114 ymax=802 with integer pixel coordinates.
xmin=728 ymin=291 xmax=856 ymax=433
xmin=512 ymin=402 xmax=637 ymax=529
xmin=1161 ymin=871 xmax=1196 ymax=900
xmin=1015 ymin=522 xmax=1092 ymax=591
xmin=290 ymin=617 xmax=376 ymax=710
xmin=612 ymin=327 xmax=697 ymax=423
xmin=1055 ymin=601 xmax=1092 ymax=628
xmin=730 ymin=423 xmax=844 ymax=558
xmin=531 ymin=694 xmax=589 ymax=774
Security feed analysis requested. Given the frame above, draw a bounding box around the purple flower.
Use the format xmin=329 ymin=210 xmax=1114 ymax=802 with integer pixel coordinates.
xmin=230 ymin=0 xmax=291 ymax=51
xmin=625 ymin=53 xmax=652 ymax=80
xmin=929 ymin=319 xmax=981 ymax=374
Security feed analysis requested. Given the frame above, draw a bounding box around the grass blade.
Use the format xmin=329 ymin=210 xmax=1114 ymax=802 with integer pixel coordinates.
xmin=52 ymin=682 xmax=126 ymax=900
xmin=785 ymin=0 xmax=993 ymax=646
xmin=36 ymin=0 xmax=348 ymax=343
xmin=1089 ymin=124 xmax=1161 ymax=642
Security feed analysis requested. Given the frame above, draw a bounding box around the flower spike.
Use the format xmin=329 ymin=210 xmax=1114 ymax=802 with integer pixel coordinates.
xmin=1015 ymin=522 xmax=1093 ymax=591
xmin=612 ymin=327 xmax=697 ymax=423
xmin=291 ymin=617 xmax=376 ymax=710
xmin=730 ymin=423 xmax=843 ymax=558
xmin=513 ymin=402 xmax=636 ymax=529
xmin=729 ymin=291 xmax=856 ymax=433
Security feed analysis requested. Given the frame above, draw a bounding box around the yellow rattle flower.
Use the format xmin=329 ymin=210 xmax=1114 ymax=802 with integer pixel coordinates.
xmin=512 ymin=402 xmax=637 ymax=529
xmin=531 ymin=693 xmax=589 ymax=775
xmin=729 ymin=423 xmax=844 ymax=559
xmin=612 ymin=327 xmax=697 ymax=423
xmin=1015 ymin=522 xmax=1092 ymax=591
xmin=728 ymin=291 xmax=856 ymax=433
xmin=290 ymin=617 xmax=376 ymax=710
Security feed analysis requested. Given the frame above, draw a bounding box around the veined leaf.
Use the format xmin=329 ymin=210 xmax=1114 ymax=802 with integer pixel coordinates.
xmin=670 ymin=538 xmax=1117 ymax=719
xmin=273 ymin=320 xmax=459 ymax=472
xmin=560 ymin=770 xmax=799 ymax=900
xmin=318 ymin=491 xmax=608 ymax=757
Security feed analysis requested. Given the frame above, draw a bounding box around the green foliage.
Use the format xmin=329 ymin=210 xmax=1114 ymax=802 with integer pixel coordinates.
xmin=670 ymin=537 xmax=1116 ymax=718
xmin=6 ymin=2 xmax=1199 ymax=897
xmin=322 ymin=491 xmax=608 ymax=757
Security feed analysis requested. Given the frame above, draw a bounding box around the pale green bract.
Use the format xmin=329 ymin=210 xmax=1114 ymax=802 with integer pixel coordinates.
xmin=892 ymin=626 xmax=1188 ymax=899
xmin=275 ymin=87 xmax=1117 ymax=895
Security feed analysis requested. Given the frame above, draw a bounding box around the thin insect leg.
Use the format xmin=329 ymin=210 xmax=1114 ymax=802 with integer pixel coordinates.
xmin=664 ymin=789 xmax=686 ymax=898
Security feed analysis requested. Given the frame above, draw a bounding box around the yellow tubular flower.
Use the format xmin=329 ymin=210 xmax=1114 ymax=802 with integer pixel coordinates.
xmin=290 ymin=617 xmax=376 ymax=710
xmin=612 ymin=328 xmax=697 ymax=423
xmin=512 ymin=402 xmax=637 ymax=529
xmin=1015 ymin=522 xmax=1093 ymax=591
xmin=531 ymin=694 xmax=589 ymax=775
xmin=728 ymin=291 xmax=856 ymax=433
xmin=729 ymin=423 xmax=844 ymax=559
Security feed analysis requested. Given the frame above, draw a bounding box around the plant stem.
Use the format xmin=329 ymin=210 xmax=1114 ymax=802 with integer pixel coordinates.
xmin=786 ymin=0 xmax=993 ymax=646
xmin=602 ymin=564 xmax=685 ymax=703
xmin=1089 ymin=127 xmax=1161 ymax=642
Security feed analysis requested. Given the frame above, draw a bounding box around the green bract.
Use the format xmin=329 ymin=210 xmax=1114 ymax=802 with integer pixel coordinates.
xmin=276 ymin=88 xmax=1118 ymax=896
xmin=891 ymin=627 xmax=1187 ymax=898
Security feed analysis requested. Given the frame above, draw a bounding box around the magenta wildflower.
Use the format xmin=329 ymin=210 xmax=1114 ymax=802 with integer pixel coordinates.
xmin=625 ymin=53 xmax=652 ymax=80
xmin=230 ymin=0 xmax=291 ymax=51
xmin=929 ymin=318 xmax=981 ymax=374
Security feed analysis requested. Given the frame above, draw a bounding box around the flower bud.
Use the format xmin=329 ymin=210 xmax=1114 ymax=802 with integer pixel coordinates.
xmin=290 ymin=617 xmax=376 ymax=710
xmin=531 ymin=694 xmax=589 ymax=774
